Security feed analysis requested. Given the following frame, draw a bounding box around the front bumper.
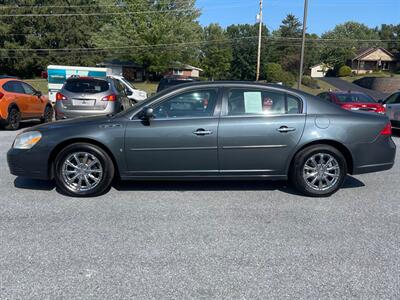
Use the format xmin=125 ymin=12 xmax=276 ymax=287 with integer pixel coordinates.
xmin=350 ymin=135 xmax=396 ymax=175
xmin=7 ymin=148 xmax=51 ymax=180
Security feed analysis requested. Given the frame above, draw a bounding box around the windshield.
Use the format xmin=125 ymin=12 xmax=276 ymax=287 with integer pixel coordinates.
xmin=336 ymin=93 xmax=376 ymax=103
xmin=64 ymin=78 xmax=109 ymax=94
xmin=120 ymin=78 xmax=136 ymax=90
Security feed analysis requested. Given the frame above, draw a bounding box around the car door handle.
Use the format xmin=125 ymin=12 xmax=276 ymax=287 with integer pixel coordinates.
xmin=193 ymin=129 xmax=213 ymax=136
xmin=277 ymin=126 xmax=296 ymax=133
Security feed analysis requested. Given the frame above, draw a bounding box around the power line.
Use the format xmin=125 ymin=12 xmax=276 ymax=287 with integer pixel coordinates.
xmin=0 ymin=2 xmax=254 ymax=17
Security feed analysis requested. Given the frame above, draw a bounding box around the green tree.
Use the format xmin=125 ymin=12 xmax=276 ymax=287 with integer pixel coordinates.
xmin=226 ymin=23 xmax=269 ymax=80
xmin=92 ymin=0 xmax=202 ymax=76
xmin=0 ymin=0 xmax=104 ymax=77
xmin=200 ymin=23 xmax=232 ymax=80
xmin=320 ymin=22 xmax=380 ymax=68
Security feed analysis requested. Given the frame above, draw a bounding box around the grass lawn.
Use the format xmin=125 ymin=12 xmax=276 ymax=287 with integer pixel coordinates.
xmin=341 ymin=72 xmax=400 ymax=83
xmin=25 ymin=78 xmax=48 ymax=94
xmin=134 ymin=82 xmax=158 ymax=95
xmin=295 ymin=79 xmax=336 ymax=96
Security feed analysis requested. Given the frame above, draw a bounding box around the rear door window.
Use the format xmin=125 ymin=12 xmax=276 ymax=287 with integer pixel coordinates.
xmin=3 ymin=81 xmax=25 ymax=94
xmin=227 ymin=89 xmax=302 ymax=116
xmin=64 ymin=79 xmax=109 ymax=94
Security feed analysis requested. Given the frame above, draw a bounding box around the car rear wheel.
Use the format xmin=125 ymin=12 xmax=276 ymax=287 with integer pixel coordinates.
xmin=290 ymin=145 xmax=347 ymax=197
xmin=54 ymin=143 xmax=115 ymax=197
xmin=41 ymin=105 xmax=54 ymax=123
xmin=5 ymin=107 xmax=21 ymax=130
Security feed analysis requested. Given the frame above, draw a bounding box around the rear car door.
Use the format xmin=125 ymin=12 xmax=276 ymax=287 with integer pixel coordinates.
xmin=124 ymin=87 xmax=221 ymax=176
xmin=218 ymin=86 xmax=306 ymax=176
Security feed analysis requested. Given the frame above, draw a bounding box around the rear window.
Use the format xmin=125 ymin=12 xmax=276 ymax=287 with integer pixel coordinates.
xmin=336 ymin=93 xmax=376 ymax=103
xmin=64 ymin=78 xmax=109 ymax=94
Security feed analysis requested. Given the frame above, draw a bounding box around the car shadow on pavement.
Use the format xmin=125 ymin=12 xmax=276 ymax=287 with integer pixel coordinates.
xmin=13 ymin=175 xmax=364 ymax=196
xmin=113 ymin=175 xmax=365 ymax=196
xmin=14 ymin=177 xmax=55 ymax=191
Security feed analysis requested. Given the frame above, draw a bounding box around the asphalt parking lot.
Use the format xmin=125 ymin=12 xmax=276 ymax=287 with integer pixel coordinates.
xmin=1 ymin=123 xmax=399 ymax=299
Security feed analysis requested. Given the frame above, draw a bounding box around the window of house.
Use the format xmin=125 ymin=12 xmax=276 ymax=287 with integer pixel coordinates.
xmin=173 ymin=69 xmax=183 ymax=76
xmin=227 ymin=89 xmax=302 ymax=116
xmin=152 ymin=89 xmax=218 ymax=119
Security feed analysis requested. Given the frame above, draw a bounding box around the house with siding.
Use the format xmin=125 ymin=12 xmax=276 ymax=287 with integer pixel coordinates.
xmin=350 ymin=47 xmax=398 ymax=74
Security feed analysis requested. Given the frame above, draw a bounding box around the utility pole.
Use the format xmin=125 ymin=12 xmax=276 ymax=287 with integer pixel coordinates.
xmin=298 ymin=0 xmax=309 ymax=90
xmin=256 ymin=0 xmax=263 ymax=81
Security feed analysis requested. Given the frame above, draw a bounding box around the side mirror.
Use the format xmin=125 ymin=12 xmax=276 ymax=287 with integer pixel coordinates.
xmin=141 ymin=107 xmax=154 ymax=120
xmin=34 ymin=90 xmax=42 ymax=97
xmin=125 ymin=88 xmax=133 ymax=96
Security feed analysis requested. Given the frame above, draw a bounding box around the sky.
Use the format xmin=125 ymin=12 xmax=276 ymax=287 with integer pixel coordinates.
xmin=197 ymin=0 xmax=400 ymax=35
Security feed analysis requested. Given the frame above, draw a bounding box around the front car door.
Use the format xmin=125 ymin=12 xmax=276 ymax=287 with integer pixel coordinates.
xmin=218 ymin=85 xmax=306 ymax=177
xmin=21 ymin=82 xmax=44 ymax=116
xmin=124 ymin=87 xmax=221 ymax=177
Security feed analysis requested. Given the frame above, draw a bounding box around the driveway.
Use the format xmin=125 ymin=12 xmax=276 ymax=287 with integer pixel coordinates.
xmin=1 ymin=125 xmax=400 ymax=299
xmin=321 ymin=77 xmax=388 ymax=100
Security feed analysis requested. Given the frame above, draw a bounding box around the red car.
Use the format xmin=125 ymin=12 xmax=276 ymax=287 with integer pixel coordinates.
xmin=317 ymin=91 xmax=385 ymax=114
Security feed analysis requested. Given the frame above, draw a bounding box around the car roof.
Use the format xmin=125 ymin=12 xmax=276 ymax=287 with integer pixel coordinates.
xmin=329 ymin=90 xmax=368 ymax=95
xmin=159 ymin=80 xmax=311 ymax=95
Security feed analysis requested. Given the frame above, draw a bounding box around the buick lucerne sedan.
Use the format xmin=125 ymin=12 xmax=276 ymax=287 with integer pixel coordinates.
xmin=7 ymin=82 xmax=396 ymax=197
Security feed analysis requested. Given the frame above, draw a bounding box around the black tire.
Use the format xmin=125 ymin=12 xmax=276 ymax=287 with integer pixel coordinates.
xmin=290 ymin=144 xmax=347 ymax=197
xmin=54 ymin=143 xmax=115 ymax=197
xmin=41 ymin=105 xmax=54 ymax=123
xmin=5 ymin=107 xmax=21 ymax=130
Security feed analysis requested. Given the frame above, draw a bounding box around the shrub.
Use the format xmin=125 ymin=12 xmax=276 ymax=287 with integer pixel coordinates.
xmin=301 ymin=76 xmax=320 ymax=89
xmin=337 ymin=65 xmax=352 ymax=77
xmin=265 ymin=63 xmax=295 ymax=86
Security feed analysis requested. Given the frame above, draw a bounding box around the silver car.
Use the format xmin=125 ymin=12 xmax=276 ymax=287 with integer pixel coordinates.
xmin=55 ymin=77 xmax=132 ymax=119
xmin=383 ymin=91 xmax=400 ymax=129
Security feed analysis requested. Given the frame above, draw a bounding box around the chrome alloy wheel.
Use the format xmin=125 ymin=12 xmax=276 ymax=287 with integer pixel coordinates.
xmin=61 ymin=152 xmax=103 ymax=192
xmin=302 ymin=153 xmax=340 ymax=191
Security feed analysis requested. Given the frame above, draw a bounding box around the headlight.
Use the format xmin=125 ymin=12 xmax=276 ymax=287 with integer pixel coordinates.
xmin=13 ymin=131 xmax=42 ymax=149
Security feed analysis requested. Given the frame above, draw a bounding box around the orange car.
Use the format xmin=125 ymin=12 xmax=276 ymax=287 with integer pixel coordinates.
xmin=0 ymin=78 xmax=53 ymax=130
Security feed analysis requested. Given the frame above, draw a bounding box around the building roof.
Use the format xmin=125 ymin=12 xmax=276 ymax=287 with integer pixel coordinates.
xmin=97 ymin=59 xmax=143 ymax=68
xmin=353 ymin=47 xmax=395 ymax=61
xmin=170 ymin=62 xmax=203 ymax=72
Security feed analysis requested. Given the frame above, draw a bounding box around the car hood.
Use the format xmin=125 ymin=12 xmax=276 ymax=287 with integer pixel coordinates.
xmin=24 ymin=115 xmax=114 ymax=133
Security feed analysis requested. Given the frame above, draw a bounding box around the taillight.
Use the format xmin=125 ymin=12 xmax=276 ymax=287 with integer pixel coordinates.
xmin=0 ymin=92 xmax=4 ymax=100
xmin=56 ymin=92 xmax=67 ymax=101
xmin=101 ymin=94 xmax=117 ymax=101
xmin=376 ymin=106 xmax=386 ymax=114
xmin=380 ymin=122 xmax=392 ymax=136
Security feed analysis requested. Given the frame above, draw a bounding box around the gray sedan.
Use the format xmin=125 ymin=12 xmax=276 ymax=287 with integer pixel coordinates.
xmin=7 ymin=82 xmax=396 ymax=197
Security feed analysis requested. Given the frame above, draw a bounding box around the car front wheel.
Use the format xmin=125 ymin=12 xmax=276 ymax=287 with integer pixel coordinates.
xmin=41 ymin=105 xmax=54 ymax=123
xmin=54 ymin=143 xmax=115 ymax=197
xmin=291 ymin=145 xmax=347 ymax=197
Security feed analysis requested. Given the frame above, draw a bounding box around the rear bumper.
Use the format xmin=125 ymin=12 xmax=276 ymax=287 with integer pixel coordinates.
xmin=7 ymin=148 xmax=51 ymax=180
xmin=350 ymin=136 xmax=396 ymax=175
xmin=55 ymin=102 xmax=117 ymax=119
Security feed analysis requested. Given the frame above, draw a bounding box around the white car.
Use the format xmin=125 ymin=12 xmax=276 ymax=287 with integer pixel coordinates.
xmin=383 ymin=91 xmax=400 ymax=129
xmin=111 ymin=75 xmax=147 ymax=103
